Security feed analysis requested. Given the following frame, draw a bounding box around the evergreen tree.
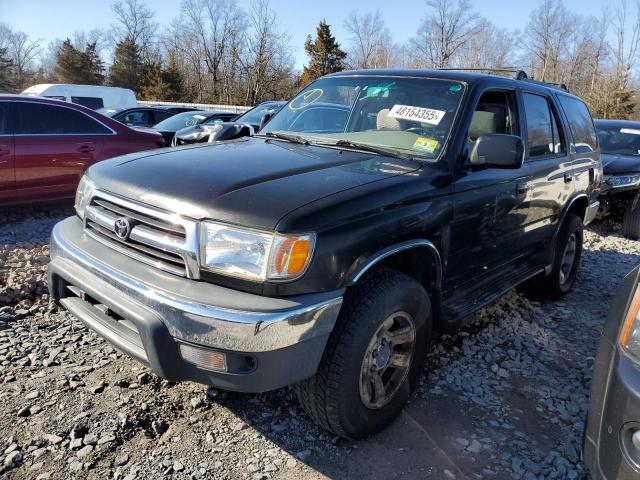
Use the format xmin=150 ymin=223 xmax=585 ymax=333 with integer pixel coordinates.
xmin=54 ymin=39 xmax=104 ymax=85
xmin=301 ymin=21 xmax=346 ymax=86
xmin=161 ymin=53 xmax=184 ymax=101
xmin=139 ymin=61 xmax=166 ymax=100
xmin=109 ymin=37 xmax=143 ymax=91
xmin=0 ymin=48 xmax=16 ymax=92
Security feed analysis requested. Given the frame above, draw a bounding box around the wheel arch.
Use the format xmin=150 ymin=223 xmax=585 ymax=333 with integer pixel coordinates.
xmin=547 ymin=193 xmax=588 ymax=269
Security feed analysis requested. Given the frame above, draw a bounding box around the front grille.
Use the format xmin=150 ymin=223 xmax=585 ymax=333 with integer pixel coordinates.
xmin=84 ymin=191 xmax=200 ymax=278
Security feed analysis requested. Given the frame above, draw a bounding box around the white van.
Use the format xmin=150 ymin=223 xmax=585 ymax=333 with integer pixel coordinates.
xmin=21 ymin=84 xmax=137 ymax=110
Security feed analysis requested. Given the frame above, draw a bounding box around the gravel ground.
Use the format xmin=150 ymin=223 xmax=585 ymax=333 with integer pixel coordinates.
xmin=0 ymin=205 xmax=638 ymax=480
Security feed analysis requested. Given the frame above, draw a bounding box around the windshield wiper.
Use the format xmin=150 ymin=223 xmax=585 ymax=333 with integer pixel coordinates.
xmin=259 ymin=132 xmax=309 ymax=145
xmin=316 ymin=139 xmax=413 ymax=160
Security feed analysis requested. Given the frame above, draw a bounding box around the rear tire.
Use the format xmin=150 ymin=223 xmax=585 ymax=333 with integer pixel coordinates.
xmin=623 ymin=206 xmax=640 ymax=240
xmin=525 ymin=213 xmax=583 ymax=300
xmin=295 ymin=269 xmax=431 ymax=439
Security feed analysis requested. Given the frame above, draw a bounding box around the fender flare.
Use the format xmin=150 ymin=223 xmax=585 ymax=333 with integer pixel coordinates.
xmin=345 ymin=239 xmax=443 ymax=289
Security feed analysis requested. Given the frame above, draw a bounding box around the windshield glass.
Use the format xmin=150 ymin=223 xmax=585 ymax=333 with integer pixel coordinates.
xmin=154 ymin=111 xmax=210 ymax=131
xmin=238 ymin=103 xmax=284 ymax=125
xmin=597 ymin=124 xmax=640 ymax=156
xmin=260 ymin=76 xmax=465 ymax=159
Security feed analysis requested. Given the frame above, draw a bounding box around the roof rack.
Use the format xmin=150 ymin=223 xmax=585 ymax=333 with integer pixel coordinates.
xmin=436 ymin=67 xmax=569 ymax=92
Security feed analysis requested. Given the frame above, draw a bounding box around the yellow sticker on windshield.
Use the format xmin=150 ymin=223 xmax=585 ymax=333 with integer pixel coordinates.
xmin=413 ymin=137 xmax=439 ymax=153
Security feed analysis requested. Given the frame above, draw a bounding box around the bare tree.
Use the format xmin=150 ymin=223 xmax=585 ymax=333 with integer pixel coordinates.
xmin=344 ymin=10 xmax=393 ymax=69
xmin=111 ymin=0 xmax=158 ymax=62
xmin=0 ymin=22 xmax=40 ymax=89
xmin=456 ymin=21 xmax=514 ymax=69
xmin=409 ymin=0 xmax=481 ymax=68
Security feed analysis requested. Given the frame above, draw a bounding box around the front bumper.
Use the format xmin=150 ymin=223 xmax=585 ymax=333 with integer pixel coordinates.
xmin=48 ymin=217 xmax=343 ymax=392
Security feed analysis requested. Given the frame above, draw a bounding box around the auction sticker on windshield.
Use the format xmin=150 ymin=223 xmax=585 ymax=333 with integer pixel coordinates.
xmin=388 ymin=105 xmax=446 ymax=125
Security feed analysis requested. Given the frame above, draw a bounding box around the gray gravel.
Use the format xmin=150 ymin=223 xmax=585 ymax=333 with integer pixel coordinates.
xmin=0 ymin=205 xmax=638 ymax=479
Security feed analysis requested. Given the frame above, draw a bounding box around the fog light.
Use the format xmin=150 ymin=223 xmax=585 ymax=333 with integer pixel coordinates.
xmin=179 ymin=343 xmax=227 ymax=372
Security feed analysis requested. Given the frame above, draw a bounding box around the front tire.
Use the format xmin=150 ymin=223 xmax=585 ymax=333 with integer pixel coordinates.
xmin=623 ymin=205 xmax=640 ymax=240
xmin=295 ymin=270 xmax=431 ymax=439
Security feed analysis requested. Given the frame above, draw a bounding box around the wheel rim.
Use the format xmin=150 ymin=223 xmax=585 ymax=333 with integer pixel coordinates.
xmin=559 ymin=232 xmax=577 ymax=285
xmin=359 ymin=311 xmax=416 ymax=410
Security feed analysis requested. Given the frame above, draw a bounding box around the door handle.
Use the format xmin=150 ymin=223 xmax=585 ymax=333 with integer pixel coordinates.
xmin=77 ymin=145 xmax=95 ymax=153
xmin=516 ymin=182 xmax=529 ymax=196
xmin=564 ymin=173 xmax=573 ymax=183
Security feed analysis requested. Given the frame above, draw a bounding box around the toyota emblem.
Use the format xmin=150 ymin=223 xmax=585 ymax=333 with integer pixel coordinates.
xmin=114 ymin=217 xmax=132 ymax=240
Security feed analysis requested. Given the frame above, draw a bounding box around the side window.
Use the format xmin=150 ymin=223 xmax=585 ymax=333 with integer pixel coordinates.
xmin=522 ymin=93 xmax=564 ymax=158
xmin=71 ymin=96 xmax=104 ymax=110
xmin=17 ymin=102 xmax=112 ymax=135
xmin=557 ymin=95 xmax=597 ymax=154
xmin=0 ymin=103 xmax=10 ymax=135
xmin=153 ymin=111 xmax=174 ymax=124
xmin=120 ymin=110 xmax=152 ymax=126
xmin=469 ymin=90 xmax=519 ymax=141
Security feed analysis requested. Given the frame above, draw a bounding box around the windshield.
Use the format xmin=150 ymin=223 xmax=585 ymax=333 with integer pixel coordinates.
xmin=154 ymin=111 xmax=211 ymax=131
xmin=237 ymin=102 xmax=284 ymax=125
xmin=597 ymin=124 xmax=640 ymax=156
xmin=260 ymin=76 xmax=465 ymax=159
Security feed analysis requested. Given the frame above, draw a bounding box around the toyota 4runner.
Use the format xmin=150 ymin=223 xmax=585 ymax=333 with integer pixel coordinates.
xmin=49 ymin=69 xmax=602 ymax=439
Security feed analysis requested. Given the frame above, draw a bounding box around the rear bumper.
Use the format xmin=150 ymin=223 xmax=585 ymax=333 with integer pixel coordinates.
xmin=48 ymin=217 xmax=343 ymax=392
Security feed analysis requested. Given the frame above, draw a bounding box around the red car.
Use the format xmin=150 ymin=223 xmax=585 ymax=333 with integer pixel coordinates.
xmin=0 ymin=95 xmax=163 ymax=206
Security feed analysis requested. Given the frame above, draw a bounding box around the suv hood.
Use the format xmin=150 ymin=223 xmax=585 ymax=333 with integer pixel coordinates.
xmin=602 ymin=153 xmax=640 ymax=175
xmin=88 ymin=137 xmax=420 ymax=230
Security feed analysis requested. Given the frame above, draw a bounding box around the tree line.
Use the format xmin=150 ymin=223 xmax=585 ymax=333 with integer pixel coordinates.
xmin=0 ymin=0 xmax=639 ymax=119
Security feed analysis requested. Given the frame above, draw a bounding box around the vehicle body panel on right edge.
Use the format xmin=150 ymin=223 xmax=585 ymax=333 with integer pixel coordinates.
xmin=584 ymin=265 xmax=640 ymax=480
xmin=595 ymin=119 xmax=640 ymax=239
xmin=48 ymin=69 xmax=602 ymax=439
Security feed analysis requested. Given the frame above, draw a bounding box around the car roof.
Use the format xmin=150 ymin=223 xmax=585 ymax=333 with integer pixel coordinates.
xmin=323 ymin=69 xmax=583 ymax=100
xmin=594 ymin=119 xmax=640 ymax=128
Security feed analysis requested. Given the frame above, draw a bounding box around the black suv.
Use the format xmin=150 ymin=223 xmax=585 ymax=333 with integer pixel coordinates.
xmin=48 ymin=69 xmax=601 ymax=439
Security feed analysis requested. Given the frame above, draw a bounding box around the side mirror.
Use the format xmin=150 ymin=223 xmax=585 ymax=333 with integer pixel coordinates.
xmin=470 ymin=134 xmax=524 ymax=169
xmin=259 ymin=111 xmax=275 ymax=131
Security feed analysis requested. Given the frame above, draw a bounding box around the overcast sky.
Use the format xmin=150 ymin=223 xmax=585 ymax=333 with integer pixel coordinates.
xmin=0 ymin=0 xmax=620 ymax=69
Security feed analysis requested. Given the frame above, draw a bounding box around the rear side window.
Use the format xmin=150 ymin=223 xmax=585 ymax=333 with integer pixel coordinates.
xmin=557 ymin=95 xmax=597 ymax=153
xmin=153 ymin=111 xmax=174 ymax=123
xmin=0 ymin=103 xmax=10 ymax=134
xmin=119 ymin=110 xmax=152 ymax=126
xmin=522 ymin=93 xmax=564 ymax=157
xmin=71 ymin=96 xmax=104 ymax=110
xmin=17 ymin=102 xmax=112 ymax=135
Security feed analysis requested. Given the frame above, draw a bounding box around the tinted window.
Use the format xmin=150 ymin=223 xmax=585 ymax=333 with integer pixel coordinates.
xmin=71 ymin=96 xmax=104 ymax=110
xmin=522 ymin=93 xmax=564 ymax=157
xmin=118 ymin=110 xmax=152 ymax=126
xmin=153 ymin=111 xmax=174 ymax=123
xmin=17 ymin=102 xmax=112 ymax=135
xmin=0 ymin=103 xmax=10 ymax=134
xmin=558 ymin=95 xmax=597 ymax=153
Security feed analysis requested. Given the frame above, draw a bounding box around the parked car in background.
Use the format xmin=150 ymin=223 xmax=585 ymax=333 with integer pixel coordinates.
xmin=97 ymin=106 xmax=189 ymax=128
xmin=21 ymin=84 xmax=137 ymax=110
xmin=148 ymin=105 xmax=197 ymax=113
xmin=152 ymin=110 xmax=238 ymax=145
xmin=0 ymin=95 xmax=163 ymax=206
xmin=595 ymin=119 xmax=640 ymax=239
xmin=49 ymin=69 xmax=601 ymax=439
xmin=584 ymin=264 xmax=640 ymax=479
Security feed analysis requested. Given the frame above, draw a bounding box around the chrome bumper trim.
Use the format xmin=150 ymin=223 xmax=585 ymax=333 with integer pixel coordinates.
xmin=585 ymin=200 xmax=600 ymax=226
xmin=50 ymin=221 xmax=343 ymax=352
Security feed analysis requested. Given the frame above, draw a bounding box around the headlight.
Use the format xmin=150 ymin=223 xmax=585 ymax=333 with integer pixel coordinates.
xmin=620 ymin=285 xmax=640 ymax=362
xmin=74 ymin=175 xmax=95 ymax=220
xmin=200 ymin=221 xmax=315 ymax=281
xmin=605 ymin=174 xmax=640 ymax=188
